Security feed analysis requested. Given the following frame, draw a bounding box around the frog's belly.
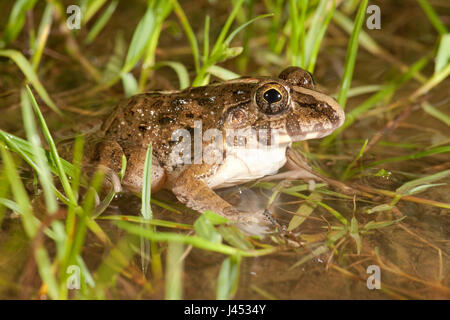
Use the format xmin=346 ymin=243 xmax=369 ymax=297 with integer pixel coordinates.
xmin=206 ymin=145 xmax=289 ymax=189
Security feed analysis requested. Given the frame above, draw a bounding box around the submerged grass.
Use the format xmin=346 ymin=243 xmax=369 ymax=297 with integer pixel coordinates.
xmin=0 ymin=0 xmax=448 ymax=300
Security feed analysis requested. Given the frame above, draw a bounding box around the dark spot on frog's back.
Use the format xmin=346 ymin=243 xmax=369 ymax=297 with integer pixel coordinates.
xmin=170 ymin=97 xmax=191 ymax=112
xmin=151 ymin=99 xmax=164 ymax=110
xmin=158 ymin=116 xmax=174 ymax=125
xmin=197 ymin=97 xmax=215 ymax=107
xmin=138 ymin=124 xmax=147 ymax=132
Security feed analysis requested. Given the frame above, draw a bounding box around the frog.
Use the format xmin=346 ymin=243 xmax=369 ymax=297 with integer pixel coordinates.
xmin=88 ymin=66 xmax=345 ymax=225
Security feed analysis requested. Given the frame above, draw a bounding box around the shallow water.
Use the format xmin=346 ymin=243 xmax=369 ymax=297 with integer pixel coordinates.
xmin=0 ymin=0 xmax=449 ymax=299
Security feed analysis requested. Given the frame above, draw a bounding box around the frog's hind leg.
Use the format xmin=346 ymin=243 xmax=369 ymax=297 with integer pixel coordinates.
xmin=97 ymin=142 xmax=166 ymax=194
xmin=120 ymin=146 xmax=166 ymax=194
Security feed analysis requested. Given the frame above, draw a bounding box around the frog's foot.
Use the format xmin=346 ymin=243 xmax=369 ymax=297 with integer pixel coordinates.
xmin=232 ymin=209 xmax=277 ymax=236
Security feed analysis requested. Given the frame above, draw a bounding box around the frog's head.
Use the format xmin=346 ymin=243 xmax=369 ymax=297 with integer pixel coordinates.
xmin=221 ymin=66 xmax=345 ymax=144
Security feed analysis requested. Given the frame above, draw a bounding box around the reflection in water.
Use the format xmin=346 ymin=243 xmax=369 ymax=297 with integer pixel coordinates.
xmin=217 ymin=186 xmax=276 ymax=236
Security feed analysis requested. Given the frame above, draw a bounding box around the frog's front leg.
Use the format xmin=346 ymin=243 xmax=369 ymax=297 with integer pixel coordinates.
xmin=170 ymin=165 xmax=242 ymax=221
xmin=170 ymin=164 xmax=249 ymax=223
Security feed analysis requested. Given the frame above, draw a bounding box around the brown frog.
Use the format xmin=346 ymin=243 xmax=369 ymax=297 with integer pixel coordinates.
xmin=89 ymin=67 xmax=345 ymax=225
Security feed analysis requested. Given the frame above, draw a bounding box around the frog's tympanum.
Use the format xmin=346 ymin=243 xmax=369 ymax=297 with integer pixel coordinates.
xmin=89 ymin=67 xmax=345 ymax=225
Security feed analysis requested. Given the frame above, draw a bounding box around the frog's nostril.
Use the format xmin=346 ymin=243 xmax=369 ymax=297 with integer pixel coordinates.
xmin=263 ymin=89 xmax=282 ymax=104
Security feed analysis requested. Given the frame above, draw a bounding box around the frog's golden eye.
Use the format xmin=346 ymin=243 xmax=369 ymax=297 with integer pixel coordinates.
xmin=278 ymin=66 xmax=315 ymax=89
xmin=255 ymin=83 xmax=289 ymax=115
xmin=263 ymin=89 xmax=282 ymax=104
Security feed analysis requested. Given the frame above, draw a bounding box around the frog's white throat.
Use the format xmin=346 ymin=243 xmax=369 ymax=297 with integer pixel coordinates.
xmin=206 ymin=142 xmax=290 ymax=189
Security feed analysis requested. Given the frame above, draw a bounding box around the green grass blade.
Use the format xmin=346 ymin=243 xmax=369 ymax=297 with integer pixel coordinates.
xmin=333 ymin=10 xmax=426 ymax=84
xmin=194 ymin=215 xmax=223 ymax=244
xmin=21 ymin=88 xmax=58 ymax=214
xmin=421 ymin=101 xmax=450 ymax=126
xmin=67 ymin=170 xmax=106 ymax=267
xmin=341 ymin=139 xmax=368 ymax=180
xmin=320 ymin=55 xmax=429 ymax=148
xmin=307 ymin=1 xmax=335 ymax=73
xmin=281 ymin=189 xmax=348 ymax=226
xmin=165 ymin=241 xmax=184 ymax=300
xmin=26 ymin=86 xmax=77 ymax=205
xmin=116 ymin=221 xmax=276 ymax=257
xmin=83 ymin=0 xmax=108 ymax=24
xmin=435 ymin=34 xmax=450 ymax=73
xmin=417 ymin=0 xmax=448 ymax=35
xmin=349 ymin=217 xmax=361 ymax=254
xmin=337 ymin=0 xmax=368 ymax=109
xmin=35 ymin=247 xmax=59 ymax=299
xmin=268 ymin=0 xmax=286 ymax=54
xmin=223 ymin=13 xmax=274 ymax=47
xmin=304 ymin=0 xmax=330 ymax=67
xmin=216 ymin=225 xmax=254 ymax=250
xmin=97 ymin=215 xmax=192 ymax=229
xmin=396 ymin=169 xmax=450 ymax=195
xmin=363 ymin=217 xmax=406 ymax=231
xmin=121 ymin=72 xmax=139 ymax=98
xmin=171 ymin=0 xmax=200 ymax=73
xmin=411 ymin=63 xmax=450 ymax=99
xmin=153 ymin=61 xmax=190 ymax=90
xmin=0 ymin=50 xmax=61 ymax=115
xmin=31 ymin=3 xmax=52 ymax=71
xmin=138 ymin=0 xmax=173 ymax=91
xmin=70 ymin=135 xmax=84 ymax=201
xmin=288 ymin=192 xmax=321 ymax=231
xmin=0 ymin=0 xmax=37 ymax=46
xmin=0 ymin=198 xmax=20 ymax=214
xmin=203 ymin=15 xmax=210 ymax=63
xmin=210 ymin=0 xmax=245 ymax=56
xmin=122 ymin=6 xmax=155 ymax=74
xmin=207 ymin=65 xmax=240 ymax=81
xmin=288 ymin=0 xmax=300 ymax=65
xmin=354 ymin=146 xmax=450 ymax=176
xmin=0 ymin=143 xmax=37 ymax=237
xmin=141 ymin=143 xmax=153 ymax=220
xmin=85 ymin=0 xmax=119 ymax=44
xmin=216 ymin=255 xmax=241 ymax=300
xmin=140 ymin=143 xmax=153 ymax=273
xmin=0 ymin=130 xmax=81 ymax=183
xmin=102 ymin=31 xmax=127 ymax=82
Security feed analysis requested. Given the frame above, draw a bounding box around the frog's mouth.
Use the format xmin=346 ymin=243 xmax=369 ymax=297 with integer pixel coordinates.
xmin=286 ymin=86 xmax=345 ymax=141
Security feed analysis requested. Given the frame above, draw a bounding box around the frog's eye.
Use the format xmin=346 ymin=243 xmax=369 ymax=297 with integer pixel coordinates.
xmin=255 ymin=83 xmax=289 ymax=115
xmin=278 ymin=66 xmax=315 ymax=89
xmin=264 ymin=89 xmax=282 ymax=104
